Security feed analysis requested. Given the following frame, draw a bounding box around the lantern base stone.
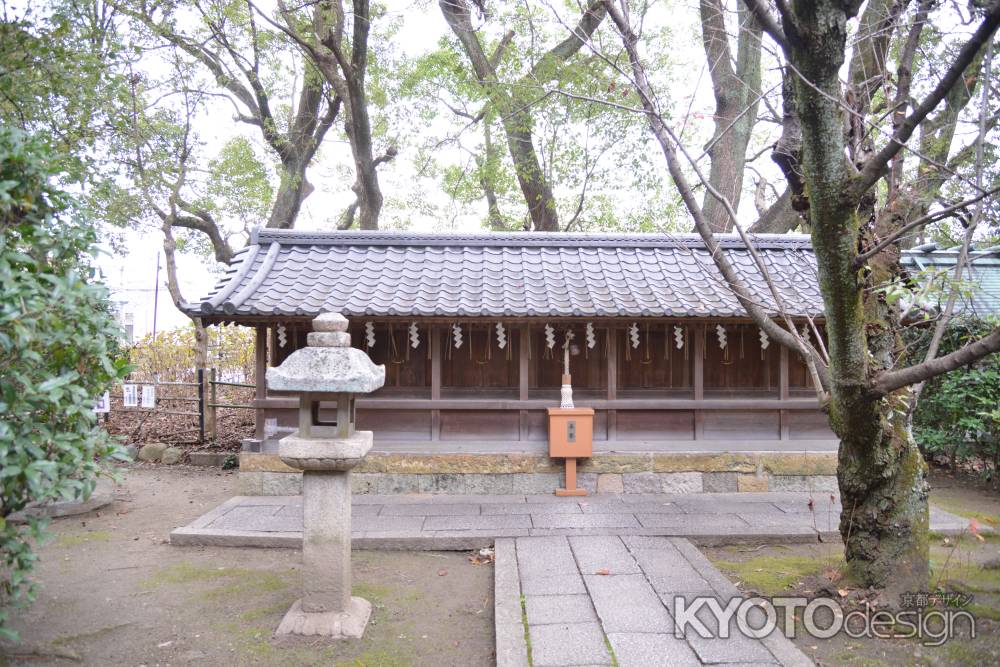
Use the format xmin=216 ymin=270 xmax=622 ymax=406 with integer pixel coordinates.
xmin=276 ymin=596 xmax=372 ymax=639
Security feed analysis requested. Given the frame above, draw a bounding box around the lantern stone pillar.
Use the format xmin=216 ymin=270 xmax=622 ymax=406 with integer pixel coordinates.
xmin=265 ymin=312 xmax=385 ymax=638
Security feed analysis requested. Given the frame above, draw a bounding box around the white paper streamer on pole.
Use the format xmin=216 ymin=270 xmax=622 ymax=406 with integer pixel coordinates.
xmin=277 ymin=323 xmax=287 ymax=348
xmin=496 ymin=322 xmax=507 ymax=349
xmin=452 ymin=322 xmax=463 ymax=348
xmin=563 ymin=329 xmax=575 ymax=348
xmin=801 ymin=323 xmax=811 ymax=343
xmin=365 ymin=321 xmax=376 ymax=348
xmin=674 ymin=325 xmax=685 ymax=350
xmin=629 ymin=322 xmax=640 ymax=349
xmin=409 ymin=322 xmax=420 ymax=349
xmin=759 ymin=328 xmax=770 ymax=350
xmin=585 ymin=322 xmax=596 ymax=349
xmin=716 ymin=324 xmax=728 ymax=349
xmin=544 ymin=324 xmax=556 ymax=349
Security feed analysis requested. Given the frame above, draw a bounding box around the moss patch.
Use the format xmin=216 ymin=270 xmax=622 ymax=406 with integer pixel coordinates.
xmin=712 ymin=551 xmax=844 ymax=596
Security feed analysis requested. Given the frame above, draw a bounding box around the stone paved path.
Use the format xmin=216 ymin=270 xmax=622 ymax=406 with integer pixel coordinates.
xmin=170 ymin=492 xmax=969 ymax=549
xmin=494 ymin=535 xmax=813 ymax=667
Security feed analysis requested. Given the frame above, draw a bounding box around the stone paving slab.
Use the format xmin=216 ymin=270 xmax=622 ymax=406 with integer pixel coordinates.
xmin=524 ymin=595 xmax=598 ymax=625
xmin=497 ymin=535 xmax=812 ymax=666
xmin=528 ymin=622 xmax=612 ymax=666
xmin=169 ymin=492 xmax=974 ymax=549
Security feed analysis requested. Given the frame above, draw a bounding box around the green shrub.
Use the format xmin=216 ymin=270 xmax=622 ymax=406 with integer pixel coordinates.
xmin=911 ymin=317 xmax=1000 ymax=478
xmin=0 ymin=128 xmax=128 ymax=640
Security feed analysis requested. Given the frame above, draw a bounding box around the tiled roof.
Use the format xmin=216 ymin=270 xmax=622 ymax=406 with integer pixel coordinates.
xmin=901 ymin=244 xmax=1000 ymax=317
xmin=187 ymin=230 xmax=826 ymax=321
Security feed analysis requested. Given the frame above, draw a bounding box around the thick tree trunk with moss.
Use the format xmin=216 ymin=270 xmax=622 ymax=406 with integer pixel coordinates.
xmin=832 ymin=247 xmax=929 ymax=596
xmin=789 ymin=0 xmax=930 ymax=596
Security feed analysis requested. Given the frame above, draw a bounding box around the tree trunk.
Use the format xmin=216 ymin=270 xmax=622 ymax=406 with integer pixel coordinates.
xmin=790 ymin=1 xmax=929 ymax=595
xmin=501 ymin=109 xmax=558 ymax=231
xmin=267 ymin=159 xmax=312 ymax=229
xmin=699 ymin=0 xmax=762 ymax=231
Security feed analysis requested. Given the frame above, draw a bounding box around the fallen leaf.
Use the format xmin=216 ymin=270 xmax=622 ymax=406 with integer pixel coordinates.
xmin=594 ymin=567 xmax=610 ymax=576
xmin=838 ymin=589 xmax=849 ymax=597
xmin=437 ymin=568 xmax=448 ymax=576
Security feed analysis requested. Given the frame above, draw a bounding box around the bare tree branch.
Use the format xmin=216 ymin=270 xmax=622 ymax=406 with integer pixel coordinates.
xmin=602 ymin=0 xmax=830 ymax=394
xmin=871 ymin=327 xmax=1000 ymax=397
xmin=850 ymin=3 xmax=1000 ymax=197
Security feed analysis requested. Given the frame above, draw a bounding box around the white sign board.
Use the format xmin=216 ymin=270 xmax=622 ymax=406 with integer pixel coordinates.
xmin=94 ymin=391 xmax=111 ymax=414
xmin=123 ymin=384 xmax=138 ymax=407
xmin=141 ymin=384 xmax=156 ymax=409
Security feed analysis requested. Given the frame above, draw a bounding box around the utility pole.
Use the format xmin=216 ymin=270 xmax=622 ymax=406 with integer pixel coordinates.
xmin=152 ymin=251 xmax=161 ymax=341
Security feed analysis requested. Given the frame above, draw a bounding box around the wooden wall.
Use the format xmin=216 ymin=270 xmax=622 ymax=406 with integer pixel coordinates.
xmin=254 ymin=320 xmax=837 ymax=447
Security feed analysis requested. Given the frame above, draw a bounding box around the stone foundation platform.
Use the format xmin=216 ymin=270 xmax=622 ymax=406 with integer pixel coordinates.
xmin=238 ymin=451 xmax=839 ymax=496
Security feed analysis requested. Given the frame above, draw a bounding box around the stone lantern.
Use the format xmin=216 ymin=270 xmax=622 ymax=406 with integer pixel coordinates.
xmin=266 ymin=312 xmax=385 ymax=638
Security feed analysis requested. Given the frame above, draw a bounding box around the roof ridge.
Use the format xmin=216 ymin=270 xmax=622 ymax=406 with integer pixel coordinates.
xmin=252 ymin=228 xmax=814 ymax=250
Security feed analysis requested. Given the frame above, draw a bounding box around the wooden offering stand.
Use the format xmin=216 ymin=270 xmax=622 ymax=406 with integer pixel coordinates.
xmin=548 ymin=391 xmax=594 ymax=497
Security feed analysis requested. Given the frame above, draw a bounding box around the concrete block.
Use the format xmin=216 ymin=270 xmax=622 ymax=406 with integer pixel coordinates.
xmin=525 ymin=595 xmax=597 ymax=625
xmin=703 ymin=472 xmax=738 ymax=492
xmin=381 ymin=503 xmax=479 ymax=516
xmin=595 ymin=501 xmax=679 ymax=515
xmin=237 ymin=471 xmax=264 ymax=495
xmin=519 ymin=573 xmax=588 ymax=596
xmin=351 ymin=473 xmax=380 ymax=494
xmin=583 ymin=573 xmax=672 ymax=633
xmin=660 ymin=472 xmax=703 ymax=493
xmin=577 ymin=472 xmax=599 ymax=494
xmin=495 ymin=622 xmax=530 ymax=667
xmin=493 ymin=539 xmax=523 ymax=626
xmin=432 ymin=473 xmax=468 ymax=494
xmin=770 ymin=475 xmax=838 ymax=493
xmin=607 ymin=632 xmax=700 ymax=667
xmin=423 ymin=514 xmax=531 ymax=531
xmin=516 ymin=536 xmax=580 ymax=582
xmin=483 ymin=502 xmax=582 ymax=515
xmin=568 ymin=536 xmax=640 ymax=575
xmin=531 ymin=513 xmax=640 ymax=529
xmin=596 ymin=473 xmax=624 ymax=494
xmin=189 ymin=451 xmax=229 ymax=467
xmin=509 ymin=473 xmax=562 ymax=495
xmin=463 ymin=473 xmax=515 ymax=495
xmin=528 ymin=622 xmax=611 ymax=666
xmin=738 ymin=473 xmax=769 ymax=492
xmin=377 ymin=474 xmax=435 ymax=494
xmin=262 ymin=471 xmax=302 ymax=495
xmin=623 ymin=472 xmax=661 ymax=494
xmin=355 ymin=515 xmax=426 ymax=533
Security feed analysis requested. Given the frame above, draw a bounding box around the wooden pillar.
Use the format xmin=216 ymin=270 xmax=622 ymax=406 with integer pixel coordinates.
xmin=254 ymin=325 xmax=267 ymax=440
xmin=607 ymin=327 xmax=617 ymax=441
xmin=519 ymin=325 xmax=530 ymax=440
xmin=693 ymin=324 xmax=705 ymax=440
xmin=430 ymin=325 xmax=441 ymax=441
xmin=779 ymin=343 xmax=790 ymax=440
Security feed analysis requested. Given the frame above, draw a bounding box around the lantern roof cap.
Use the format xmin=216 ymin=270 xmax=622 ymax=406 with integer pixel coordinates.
xmin=265 ymin=312 xmax=385 ymax=394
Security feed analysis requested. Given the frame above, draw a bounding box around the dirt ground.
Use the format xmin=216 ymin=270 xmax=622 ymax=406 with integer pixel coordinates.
xmin=1 ymin=466 xmax=495 ymax=667
xmin=704 ymin=469 xmax=1000 ymax=667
